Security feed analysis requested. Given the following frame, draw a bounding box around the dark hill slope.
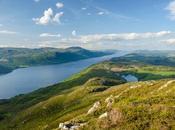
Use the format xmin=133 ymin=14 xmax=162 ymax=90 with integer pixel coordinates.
xmin=0 ymin=47 xmax=111 ymax=74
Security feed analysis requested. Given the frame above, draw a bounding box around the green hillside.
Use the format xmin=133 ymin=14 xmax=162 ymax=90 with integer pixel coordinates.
xmin=0 ymin=47 xmax=110 ymax=74
xmin=0 ymin=51 xmax=175 ymax=130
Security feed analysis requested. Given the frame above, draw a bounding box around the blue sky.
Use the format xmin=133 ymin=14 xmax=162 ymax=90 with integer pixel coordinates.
xmin=0 ymin=0 xmax=175 ymax=50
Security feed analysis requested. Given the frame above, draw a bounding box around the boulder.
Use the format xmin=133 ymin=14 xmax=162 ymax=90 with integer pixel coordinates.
xmin=87 ymin=101 xmax=101 ymax=115
xmin=108 ymin=109 xmax=123 ymax=125
xmin=58 ymin=122 xmax=86 ymax=130
xmin=105 ymin=95 xmax=114 ymax=108
xmin=99 ymin=112 xmax=108 ymax=119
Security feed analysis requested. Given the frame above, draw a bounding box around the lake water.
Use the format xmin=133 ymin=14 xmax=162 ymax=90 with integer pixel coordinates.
xmin=122 ymin=74 xmax=138 ymax=82
xmin=0 ymin=52 xmax=127 ymax=99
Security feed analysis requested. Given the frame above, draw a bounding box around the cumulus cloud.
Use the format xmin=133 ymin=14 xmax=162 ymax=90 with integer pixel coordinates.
xmin=33 ymin=8 xmax=64 ymax=25
xmin=56 ymin=2 xmax=64 ymax=9
xmin=53 ymin=12 xmax=64 ymax=24
xmin=166 ymin=0 xmax=175 ymax=20
xmin=0 ymin=30 xmax=17 ymax=34
xmin=33 ymin=8 xmax=53 ymax=25
xmin=72 ymin=30 xmax=76 ymax=36
xmin=40 ymin=33 xmax=61 ymax=38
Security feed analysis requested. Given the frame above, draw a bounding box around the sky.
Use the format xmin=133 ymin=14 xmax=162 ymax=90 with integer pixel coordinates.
xmin=0 ymin=0 xmax=175 ymax=50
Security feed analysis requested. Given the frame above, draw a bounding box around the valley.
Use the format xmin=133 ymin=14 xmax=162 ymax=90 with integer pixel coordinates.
xmin=0 ymin=52 xmax=125 ymax=99
xmin=0 ymin=51 xmax=175 ymax=130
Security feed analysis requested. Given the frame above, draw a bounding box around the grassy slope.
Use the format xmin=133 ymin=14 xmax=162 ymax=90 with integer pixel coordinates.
xmin=1 ymin=79 xmax=175 ymax=130
xmin=83 ymin=79 xmax=175 ymax=130
xmin=0 ymin=51 xmax=175 ymax=129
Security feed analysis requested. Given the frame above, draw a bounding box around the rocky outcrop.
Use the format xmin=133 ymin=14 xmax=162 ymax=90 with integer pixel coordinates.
xmin=98 ymin=109 xmax=123 ymax=129
xmin=108 ymin=109 xmax=123 ymax=124
xmin=87 ymin=101 xmax=101 ymax=115
xmin=59 ymin=122 xmax=86 ymax=130
xmin=105 ymin=95 xmax=114 ymax=108
xmin=99 ymin=112 xmax=108 ymax=119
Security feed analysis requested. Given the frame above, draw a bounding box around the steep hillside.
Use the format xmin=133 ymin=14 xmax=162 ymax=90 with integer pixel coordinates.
xmin=0 ymin=47 xmax=111 ymax=74
xmin=0 ymin=52 xmax=175 ymax=130
xmin=1 ymin=79 xmax=175 ymax=130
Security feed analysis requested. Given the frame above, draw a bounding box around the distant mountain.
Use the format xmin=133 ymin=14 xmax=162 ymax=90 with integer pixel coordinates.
xmin=112 ymin=50 xmax=175 ymax=67
xmin=1 ymin=51 xmax=175 ymax=129
xmin=0 ymin=47 xmax=112 ymax=74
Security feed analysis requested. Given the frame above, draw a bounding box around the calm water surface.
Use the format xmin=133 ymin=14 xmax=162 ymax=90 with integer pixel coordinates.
xmin=122 ymin=74 xmax=138 ymax=82
xmin=0 ymin=52 xmax=127 ymax=99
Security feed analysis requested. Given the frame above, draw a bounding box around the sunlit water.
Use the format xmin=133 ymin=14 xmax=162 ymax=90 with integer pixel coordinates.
xmin=122 ymin=74 xmax=138 ymax=82
xmin=0 ymin=52 xmax=128 ymax=99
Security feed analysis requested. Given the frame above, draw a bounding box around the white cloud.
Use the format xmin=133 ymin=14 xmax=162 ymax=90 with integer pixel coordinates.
xmin=0 ymin=30 xmax=17 ymax=34
xmin=98 ymin=11 xmax=105 ymax=15
xmin=35 ymin=31 xmax=173 ymax=50
xmin=53 ymin=12 xmax=64 ymax=24
xmin=155 ymin=31 xmax=172 ymax=36
xmin=40 ymin=33 xmax=61 ymax=38
xmin=65 ymin=31 xmax=171 ymax=43
xmin=56 ymin=2 xmax=64 ymax=9
xmin=33 ymin=8 xmax=64 ymax=25
xmin=81 ymin=7 xmax=87 ymax=10
xmin=33 ymin=8 xmax=53 ymax=25
xmin=163 ymin=39 xmax=175 ymax=44
xmin=166 ymin=0 xmax=175 ymax=20
xmin=72 ymin=30 xmax=76 ymax=36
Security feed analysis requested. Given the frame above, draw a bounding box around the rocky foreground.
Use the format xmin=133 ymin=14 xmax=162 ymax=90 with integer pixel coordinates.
xmin=58 ymin=79 xmax=175 ymax=130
